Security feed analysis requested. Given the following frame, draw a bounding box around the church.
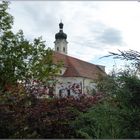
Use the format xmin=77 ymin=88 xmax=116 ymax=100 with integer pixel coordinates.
xmin=52 ymin=22 xmax=106 ymax=97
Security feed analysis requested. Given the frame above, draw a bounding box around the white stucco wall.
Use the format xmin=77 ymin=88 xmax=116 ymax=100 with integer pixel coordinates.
xmin=54 ymin=39 xmax=68 ymax=54
xmin=82 ymin=78 xmax=97 ymax=94
xmin=60 ymin=67 xmax=67 ymax=75
xmin=55 ymin=77 xmax=82 ymax=97
xmin=54 ymin=76 xmax=97 ymax=97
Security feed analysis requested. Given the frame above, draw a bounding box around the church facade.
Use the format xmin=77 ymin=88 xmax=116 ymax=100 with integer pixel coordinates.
xmin=52 ymin=22 xmax=106 ymax=97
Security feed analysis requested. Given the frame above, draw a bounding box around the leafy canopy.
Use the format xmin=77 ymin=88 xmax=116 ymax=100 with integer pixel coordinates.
xmin=0 ymin=1 xmax=61 ymax=90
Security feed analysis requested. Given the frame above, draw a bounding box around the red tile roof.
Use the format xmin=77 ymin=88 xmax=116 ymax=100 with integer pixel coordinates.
xmin=53 ymin=52 xmax=106 ymax=80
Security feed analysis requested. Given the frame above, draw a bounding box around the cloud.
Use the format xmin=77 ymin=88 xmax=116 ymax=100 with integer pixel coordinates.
xmin=96 ymin=27 xmax=123 ymax=46
xmin=8 ymin=1 xmax=140 ymax=73
xmin=70 ymin=21 xmax=123 ymax=54
xmin=18 ymin=2 xmax=62 ymax=33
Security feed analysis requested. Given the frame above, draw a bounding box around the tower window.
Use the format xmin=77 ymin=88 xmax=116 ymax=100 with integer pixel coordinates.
xmin=63 ymin=47 xmax=65 ymax=52
xmin=57 ymin=47 xmax=59 ymax=51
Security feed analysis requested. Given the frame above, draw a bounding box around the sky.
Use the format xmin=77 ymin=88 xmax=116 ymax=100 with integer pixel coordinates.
xmin=8 ymin=1 xmax=140 ymax=73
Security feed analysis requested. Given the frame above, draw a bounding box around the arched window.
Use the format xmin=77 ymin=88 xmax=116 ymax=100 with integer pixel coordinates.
xmin=57 ymin=47 xmax=59 ymax=51
xmin=63 ymin=47 xmax=65 ymax=52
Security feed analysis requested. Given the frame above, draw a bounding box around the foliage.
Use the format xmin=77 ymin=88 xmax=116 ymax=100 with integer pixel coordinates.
xmin=0 ymin=1 xmax=62 ymax=138
xmin=0 ymin=92 xmax=102 ymax=138
xmin=0 ymin=1 xmax=13 ymax=32
xmin=0 ymin=1 xmax=61 ymax=90
xmin=72 ymin=102 xmax=121 ymax=139
xmin=1 ymin=1 xmax=140 ymax=139
xmin=72 ymin=62 xmax=140 ymax=139
xmin=96 ymin=74 xmax=118 ymax=95
xmin=107 ymin=49 xmax=140 ymax=63
xmin=102 ymin=49 xmax=140 ymax=71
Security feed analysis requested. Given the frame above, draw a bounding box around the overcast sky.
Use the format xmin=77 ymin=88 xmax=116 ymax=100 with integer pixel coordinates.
xmin=8 ymin=1 xmax=140 ymax=73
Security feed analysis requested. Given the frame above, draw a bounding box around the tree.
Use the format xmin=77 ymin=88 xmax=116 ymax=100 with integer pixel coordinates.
xmin=71 ymin=50 xmax=140 ymax=139
xmin=0 ymin=1 xmax=13 ymax=33
xmin=71 ymin=49 xmax=140 ymax=139
xmin=0 ymin=1 xmax=61 ymax=91
xmin=107 ymin=49 xmax=140 ymax=63
xmin=0 ymin=1 xmax=61 ymax=138
xmin=72 ymin=68 xmax=140 ymax=138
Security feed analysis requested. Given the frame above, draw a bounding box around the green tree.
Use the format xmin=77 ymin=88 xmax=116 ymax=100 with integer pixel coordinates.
xmin=0 ymin=1 xmax=61 ymax=90
xmin=0 ymin=1 xmax=61 ymax=138
xmin=72 ymin=50 xmax=140 ymax=139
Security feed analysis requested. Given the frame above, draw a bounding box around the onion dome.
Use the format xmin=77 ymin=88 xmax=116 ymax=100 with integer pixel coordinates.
xmin=55 ymin=22 xmax=67 ymax=39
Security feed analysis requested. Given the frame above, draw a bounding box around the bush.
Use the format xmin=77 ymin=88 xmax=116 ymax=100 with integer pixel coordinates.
xmin=0 ymin=91 xmax=103 ymax=138
xmin=72 ymin=70 xmax=140 ymax=139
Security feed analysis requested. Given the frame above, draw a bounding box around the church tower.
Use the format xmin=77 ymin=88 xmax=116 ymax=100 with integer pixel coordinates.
xmin=54 ymin=22 xmax=68 ymax=55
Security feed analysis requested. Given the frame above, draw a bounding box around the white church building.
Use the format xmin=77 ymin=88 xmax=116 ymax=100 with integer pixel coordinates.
xmin=51 ymin=22 xmax=106 ymax=97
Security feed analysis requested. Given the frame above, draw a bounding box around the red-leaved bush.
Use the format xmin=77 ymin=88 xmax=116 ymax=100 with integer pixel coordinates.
xmin=0 ymin=89 xmax=104 ymax=138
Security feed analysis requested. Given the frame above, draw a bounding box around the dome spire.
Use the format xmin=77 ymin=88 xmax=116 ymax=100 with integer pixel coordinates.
xmin=55 ymin=21 xmax=67 ymax=40
xmin=54 ymin=21 xmax=68 ymax=55
xmin=59 ymin=22 xmax=63 ymax=30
